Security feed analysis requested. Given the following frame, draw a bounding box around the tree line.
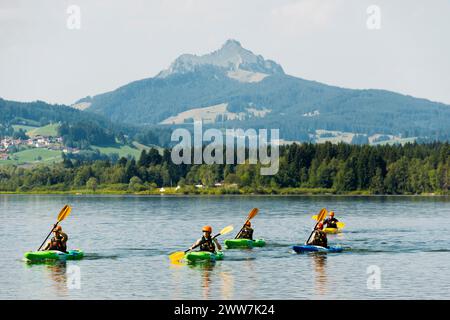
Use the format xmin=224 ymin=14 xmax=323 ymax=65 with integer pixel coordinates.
xmin=0 ymin=142 xmax=448 ymax=194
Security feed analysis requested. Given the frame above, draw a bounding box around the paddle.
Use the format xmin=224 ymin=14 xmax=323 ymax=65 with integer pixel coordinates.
xmin=37 ymin=205 xmax=71 ymax=251
xmin=305 ymin=208 xmax=327 ymax=245
xmin=169 ymin=225 xmax=234 ymax=263
xmin=336 ymin=222 xmax=345 ymax=229
xmin=234 ymin=208 xmax=259 ymax=239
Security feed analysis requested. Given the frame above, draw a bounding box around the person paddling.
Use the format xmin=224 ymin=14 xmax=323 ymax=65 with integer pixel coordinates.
xmin=306 ymin=222 xmax=328 ymax=247
xmin=236 ymin=221 xmax=254 ymax=240
xmin=323 ymin=211 xmax=339 ymax=229
xmin=190 ymin=226 xmax=222 ymax=253
xmin=42 ymin=225 xmax=68 ymax=253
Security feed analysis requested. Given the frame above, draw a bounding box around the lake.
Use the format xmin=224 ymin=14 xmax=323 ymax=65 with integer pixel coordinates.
xmin=1 ymin=194 xmax=449 ymax=299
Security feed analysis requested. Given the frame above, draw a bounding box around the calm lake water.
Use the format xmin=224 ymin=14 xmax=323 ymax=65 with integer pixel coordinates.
xmin=1 ymin=194 xmax=450 ymax=299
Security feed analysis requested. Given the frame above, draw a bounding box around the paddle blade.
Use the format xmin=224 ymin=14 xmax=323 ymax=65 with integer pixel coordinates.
xmin=317 ymin=208 xmax=327 ymax=221
xmin=312 ymin=215 xmax=318 ymax=220
xmin=247 ymin=208 xmax=259 ymax=221
xmin=57 ymin=205 xmax=71 ymax=222
xmin=169 ymin=251 xmax=185 ymax=263
xmin=337 ymin=222 xmax=346 ymax=229
xmin=219 ymin=225 xmax=234 ymax=236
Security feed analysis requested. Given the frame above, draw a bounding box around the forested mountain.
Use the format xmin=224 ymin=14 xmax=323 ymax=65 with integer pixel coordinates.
xmin=79 ymin=39 xmax=450 ymax=142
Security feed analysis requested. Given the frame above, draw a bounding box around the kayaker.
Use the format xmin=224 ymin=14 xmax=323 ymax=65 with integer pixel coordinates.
xmin=190 ymin=225 xmax=222 ymax=253
xmin=237 ymin=221 xmax=254 ymax=240
xmin=307 ymin=222 xmax=328 ymax=247
xmin=323 ymin=211 xmax=339 ymax=229
xmin=43 ymin=225 xmax=68 ymax=253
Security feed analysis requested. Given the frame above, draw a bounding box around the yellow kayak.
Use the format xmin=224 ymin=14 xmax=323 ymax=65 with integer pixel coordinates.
xmin=324 ymin=227 xmax=341 ymax=234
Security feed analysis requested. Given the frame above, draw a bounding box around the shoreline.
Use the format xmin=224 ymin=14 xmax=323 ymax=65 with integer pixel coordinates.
xmin=0 ymin=189 xmax=448 ymax=197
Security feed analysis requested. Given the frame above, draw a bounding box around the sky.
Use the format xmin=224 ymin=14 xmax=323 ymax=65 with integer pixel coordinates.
xmin=0 ymin=0 xmax=449 ymax=105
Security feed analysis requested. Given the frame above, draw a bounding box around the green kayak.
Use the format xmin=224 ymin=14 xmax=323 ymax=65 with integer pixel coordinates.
xmin=24 ymin=249 xmax=84 ymax=262
xmin=184 ymin=251 xmax=224 ymax=263
xmin=224 ymin=239 xmax=266 ymax=249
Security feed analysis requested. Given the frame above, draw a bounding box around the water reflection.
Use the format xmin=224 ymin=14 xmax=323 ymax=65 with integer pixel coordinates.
xmin=312 ymin=254 xmax=328 ymax=297
xmin=188 ymin=263 xmax=215 ymax=299
xmin=25 ymin=261 xmax=68 ymax=296
xmin=169 ymin=261 xmax=237 ymax=299
xmin=220 ymin=270 xmax=234 ymax=299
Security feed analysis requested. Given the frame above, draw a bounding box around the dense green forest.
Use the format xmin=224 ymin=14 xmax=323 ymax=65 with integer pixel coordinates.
xmin=0 ymin=142 xmax=448 ymax=195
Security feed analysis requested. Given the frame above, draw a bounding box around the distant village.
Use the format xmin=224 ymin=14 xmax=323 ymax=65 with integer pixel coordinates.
xmin=0 ymin=134 xmax=79 ymax=161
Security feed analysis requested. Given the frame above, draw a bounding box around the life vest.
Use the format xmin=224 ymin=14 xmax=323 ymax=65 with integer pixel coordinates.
xmin=199 ymin=236 xmax=216 ymax=253
xmin=324 ymin=217 xmax=338 ymax=229
xmin=237 ymin=227 xmax=254 ymax=240
xmin=50 ymin=233 xmax=67 ymax=252
xmin=309 ymin=230 xmax=328 ymax=247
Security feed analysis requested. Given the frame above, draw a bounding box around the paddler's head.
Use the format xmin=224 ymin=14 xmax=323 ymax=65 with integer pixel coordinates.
xmin=316 ymin=222 xmax=324 ymax=230
xmin=329 ymin=211 xmax=335 ymax=218
xmin=53 ymin=225 xmax=62 ymax=234
xmin=202 ymin=225 xmax=212 ymax=237
xmin=245 ymin=221 xmax=251 ymax=228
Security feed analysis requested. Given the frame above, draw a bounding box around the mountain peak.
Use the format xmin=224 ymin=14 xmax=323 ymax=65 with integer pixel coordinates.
xmin=222 ymin=39 xmax=242 ymax=48
xmin=157 ymin=39 xmax=284 ymax=78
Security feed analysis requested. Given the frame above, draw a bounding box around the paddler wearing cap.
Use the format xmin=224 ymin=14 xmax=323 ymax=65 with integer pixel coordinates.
xmin=323 ymin=211 xmax=339 ymax=229
xmin=190 ymin=225 xmax=222 ymax=253
xmin=42 ymin=225 xmax=69 ymax=253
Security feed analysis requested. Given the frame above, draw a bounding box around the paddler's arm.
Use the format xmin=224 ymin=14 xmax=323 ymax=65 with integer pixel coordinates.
xmin=189 ymin=238 xmax=202 ymax=250
xmin=42 ymin=241 xmax=51 ymax=251
xmin=213 ymin=238 xmax=222 ymax=251
xmin=60 ymin=232 xmax=68 ymax=243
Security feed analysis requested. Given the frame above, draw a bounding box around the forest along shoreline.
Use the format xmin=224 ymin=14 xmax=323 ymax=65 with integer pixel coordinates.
xmin=0 ymin=143 xmax=449 ymax=196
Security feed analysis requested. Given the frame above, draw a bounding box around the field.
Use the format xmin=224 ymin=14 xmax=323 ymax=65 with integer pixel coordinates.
xmin=1 ymin=148 xmax=62 ymax=165
xmin=26 ymin=123 xmax=59 ymax=137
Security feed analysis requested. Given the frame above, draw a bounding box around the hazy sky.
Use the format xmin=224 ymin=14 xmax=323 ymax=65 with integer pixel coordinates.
xmin=1 ymin=0 xmax=449 ymax=105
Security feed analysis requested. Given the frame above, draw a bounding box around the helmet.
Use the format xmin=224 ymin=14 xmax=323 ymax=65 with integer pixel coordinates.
xmin=202 ymin=225 xmax=212 ymax=233
xmin=53 ymin=225 xmax=62 ymax=232
xmin=317 ymin=222 xmax=324 ymax=230
xmin=329 ymin=211 xmax=335 ymax=217
xmin=245 ymin=221 xmax=251 ymax=227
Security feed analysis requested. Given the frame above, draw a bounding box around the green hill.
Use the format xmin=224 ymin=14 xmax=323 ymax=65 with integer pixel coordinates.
xmin=26 ymin=123 xmax=59 ymax=137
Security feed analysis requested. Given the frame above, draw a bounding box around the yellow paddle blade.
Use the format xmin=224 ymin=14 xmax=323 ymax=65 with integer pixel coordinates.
xmin=57 ymin=205 xmax=71 ymax=222
xmin=247 ymin=208 xmax=259 ymax=221
xmin=312 ymin=215 xmax=318 ymax=220
xmin=317 ymin=208 xmax=327 ymax=221
xmin=169 ymin=251 xmax=185 ymax=263
xmin=337 ymin=222 xmax=345 ymax=229
xmin=219 ymin=225 xmax=234 ymax=236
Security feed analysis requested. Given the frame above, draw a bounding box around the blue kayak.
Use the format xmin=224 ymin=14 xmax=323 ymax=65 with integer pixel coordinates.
xmin=293 ymin=245 xmax=343 ymax=253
